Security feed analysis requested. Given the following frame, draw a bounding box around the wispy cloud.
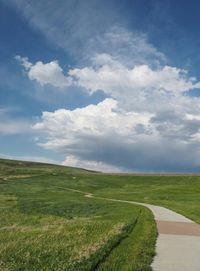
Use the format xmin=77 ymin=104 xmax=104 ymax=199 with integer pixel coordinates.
xmin=5 ymin=0 xmax=123 ymax=57
xmin=0 ymin=121 xmax=30 ymax=135
xmin=5 ymin=2 xmax=165 ymax=65
xmin=0 ymin=106 xmax=17 ymax=116
xmin=0 ymin=105 xmax=32 ymax=135
xmin=85 ymin=26 xmax=166 ymax=66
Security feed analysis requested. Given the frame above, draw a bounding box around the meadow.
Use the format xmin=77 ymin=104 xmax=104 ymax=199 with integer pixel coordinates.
xmin=0 ymin=159 xmax=156 ymax=271
xmin=0 ymin=159 xmax=200 ymax=270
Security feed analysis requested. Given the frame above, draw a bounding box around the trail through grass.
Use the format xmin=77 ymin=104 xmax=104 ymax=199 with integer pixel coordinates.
xmin=2 ymin=158 xmax=199 ymax=270
xmin=0 ymin=159 xmax=156 ymax=271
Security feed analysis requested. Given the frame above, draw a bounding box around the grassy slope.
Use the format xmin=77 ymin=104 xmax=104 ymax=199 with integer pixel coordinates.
xmin=99 ymin=175 xmax=200 ymax=224
xmin=0 ymin=159 xmax=156 ymax=271
xmin=68 ymin=175 xmax=200 ymax=223
xmin=65 ymin=174 xmax=200 ymax=224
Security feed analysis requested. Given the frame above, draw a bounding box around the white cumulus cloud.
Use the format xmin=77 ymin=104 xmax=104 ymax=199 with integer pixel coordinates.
xmin=33 ymin=97 xmax=200 ymax=172
xmin=33 ymin=98 xmax=152 ymax=142
xmin=69 ymin=60 xmax=200 ymax=103
xmin=15 ymin=56 xmax=71 ymax=88
xmin=15 ymin=27 xmax=200 ymax=172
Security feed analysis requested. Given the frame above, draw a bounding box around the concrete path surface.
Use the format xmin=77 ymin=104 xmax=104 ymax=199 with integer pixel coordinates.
xmin=87 ymin=194 xmax=200 ymax=271
xmin=60 ymin=186 xmax=200 ymax=271
xmin=143 ymin=203 xmax=200 ymax=271
xmin=100 ymin=198 xmax=200 ymax=271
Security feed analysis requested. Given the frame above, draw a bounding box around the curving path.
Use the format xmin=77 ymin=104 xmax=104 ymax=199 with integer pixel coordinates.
xmin=58 ymin=187 xmax=200 ymax=271
xmin=87 ymin=195 xmax=200 ymax=271
xmin=135 ymin=202 xmax=200 ymax=271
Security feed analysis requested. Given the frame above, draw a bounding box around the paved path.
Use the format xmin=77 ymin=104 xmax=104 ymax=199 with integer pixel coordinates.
xmin=58 ymin=186 xmax=200 ymax=271
xmin=89 ymin=196 xmax=200 ymax=271
xmin=138 ymin=203 xmax=200 ymax=271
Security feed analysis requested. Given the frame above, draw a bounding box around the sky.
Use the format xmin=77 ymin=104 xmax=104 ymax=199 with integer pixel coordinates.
xmin=1 ymin=0 xmax=200 ymax=172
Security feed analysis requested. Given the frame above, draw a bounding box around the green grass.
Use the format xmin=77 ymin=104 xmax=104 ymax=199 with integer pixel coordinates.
xmin=76 ymin=174 xmax=200 ymax=224
xmin=97 ymin=208 xmax=156 ymax=271
xmin=0 ymin=159 xmax=156 ymax=271
xmin=54 ymin=173 xmax=200 ymax=224
xmin=1 ymin=158 xmax=199 ymax=270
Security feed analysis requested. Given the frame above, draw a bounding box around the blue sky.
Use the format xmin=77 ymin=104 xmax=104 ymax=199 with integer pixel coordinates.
xmin=1 ymin=0 xmax=200 ymax=172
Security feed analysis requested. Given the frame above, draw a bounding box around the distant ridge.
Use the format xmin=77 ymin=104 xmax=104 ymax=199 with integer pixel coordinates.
xmin=0 ymin=157 xmax=199 ymax=176
xmin=104 ymin=172 xmax=200 ymax=176
xmin=0 ymin=157 xmax=99 ymax=174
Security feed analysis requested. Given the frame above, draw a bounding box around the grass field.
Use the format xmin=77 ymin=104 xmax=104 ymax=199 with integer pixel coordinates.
xmin=0 ymin=159 xmax=156 ymax=271
xmin=0 ymin=158 xmax=200 ymax=270
xmin=75 ymin=174 xmax=200 ymax=224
